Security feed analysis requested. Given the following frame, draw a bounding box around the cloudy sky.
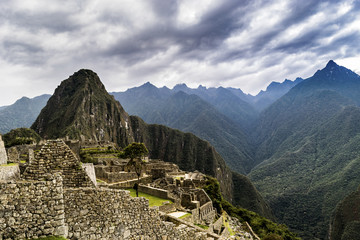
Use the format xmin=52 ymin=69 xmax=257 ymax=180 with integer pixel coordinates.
xmin=1 ymin=0 xmax=360 ymax=106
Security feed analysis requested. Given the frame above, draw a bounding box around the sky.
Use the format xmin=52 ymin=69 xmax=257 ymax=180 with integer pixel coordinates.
xmin=1 ymin=0 xmax=360 ymax=106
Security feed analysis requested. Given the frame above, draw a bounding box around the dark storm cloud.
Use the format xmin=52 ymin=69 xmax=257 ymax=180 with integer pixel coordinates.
xmin=0 ymin=0 xmax=360 ymax=105
xmin=100 ymin=0 xmax=253 ymax=65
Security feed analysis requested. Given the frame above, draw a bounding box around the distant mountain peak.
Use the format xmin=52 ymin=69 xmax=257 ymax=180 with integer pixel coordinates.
xmin=313 ymin=60 xmax=360 ymax=81
xmin=143 ymin=81 xmax=154 ymax=86
xmin=173 ymin=83 xmax=189 ymax=91
xmin=326 ymin=60 xmax=338 ymax=68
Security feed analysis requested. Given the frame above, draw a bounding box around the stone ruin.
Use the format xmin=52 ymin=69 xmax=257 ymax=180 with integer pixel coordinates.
xmin=0 ymin=139 xmax=217 ymax=239
xmin=149 ymin=174 xmax=216 ymax=225
xmin=22 ymin=139 xmax=94 ymax=188
xmin=0 ymin=135 xmax=7 ymax=165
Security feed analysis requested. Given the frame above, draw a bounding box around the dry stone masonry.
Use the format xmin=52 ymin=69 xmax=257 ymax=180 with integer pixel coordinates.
xmin=0 ymin=173 xmax=66 ymax=240
xmin=23 ymin=139 xmax=94 ymax=188
xmin=64 ymin=188 xmax=207 ymax=239
xmin=0 ymin=139 xmax=219 ymax=239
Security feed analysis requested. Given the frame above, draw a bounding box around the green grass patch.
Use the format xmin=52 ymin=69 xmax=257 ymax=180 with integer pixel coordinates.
xmin=179 ymin=213 xmax=192 ymax=219
xmin=127 ymin=188 xmax=173 ymax=207
xmin=96 ymin=179 xmax=105 ymax=183
xmin=195 ymin=223 xmax=209 ymax=230
xmin=20 ymin=160 xmax=26 ymax=163
xmin=0 ymin=163 xmax=18 ymax=167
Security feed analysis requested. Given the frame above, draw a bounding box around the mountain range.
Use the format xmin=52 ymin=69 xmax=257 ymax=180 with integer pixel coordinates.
xmin=1 ymin=60 xmax=360 ymax=239
xmin=110 ymin=77 xmax=301 ymax=173
xmin=0 ymin=94 xmax=50 ymax=134
xmin=30 ymin=69 xmax=273 ymax=220
xmin=111 ymin=60 xmax=360 ymax=239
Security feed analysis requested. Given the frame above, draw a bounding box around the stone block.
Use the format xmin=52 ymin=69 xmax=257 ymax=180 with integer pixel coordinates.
xmin=0 ymin=135 xmax=7 ymax=165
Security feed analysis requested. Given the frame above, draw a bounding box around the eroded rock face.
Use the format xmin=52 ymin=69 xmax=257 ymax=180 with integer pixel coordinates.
xmin=0 ymin=135 xmax=7 ymax=165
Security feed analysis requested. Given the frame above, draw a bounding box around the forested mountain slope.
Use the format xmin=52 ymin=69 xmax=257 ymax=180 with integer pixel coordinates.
xmin=249 ymin=61 xmax=360 ymax=239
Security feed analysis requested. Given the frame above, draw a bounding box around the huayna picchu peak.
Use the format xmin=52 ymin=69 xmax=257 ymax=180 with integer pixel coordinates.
xmin=31 ymin=69 xmax=133 ymax=146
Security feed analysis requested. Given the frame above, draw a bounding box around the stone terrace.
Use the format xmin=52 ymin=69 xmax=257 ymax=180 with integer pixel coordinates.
xmin=22 ymin=139 xmax=94 ymax=188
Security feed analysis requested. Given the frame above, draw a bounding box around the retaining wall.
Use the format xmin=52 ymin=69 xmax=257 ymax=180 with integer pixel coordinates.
xmin=64 ymin=187 xmax=207 ymax=240
xmin=138 ymin=184 xmax=173 ymax=201
xmin=0 ymin=174 xmax=67 ymax=240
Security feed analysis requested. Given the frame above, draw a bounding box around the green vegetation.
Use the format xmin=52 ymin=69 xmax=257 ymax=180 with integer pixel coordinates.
xmin=127 ymin=188 xmax=173 ymax=207
xmin=179 ymin=213 xmax=192 ymax=219
xmin=79 ymin=147 xmax=120 ymax=164
xmin=223 ymin=213 xmax=235 ymax=236
xmin=119 ymin=142 xmax=149 ymax=197
xmin=3 ymin=128 xmax=41 ymax=148
xmin=113 ymin=87 xmax=255 ymax=174
xmin=195 ymin=223 xmax=209 ymax=230
xmin=203 ymin=177 xmax=300 ymax=240
xmin=0 ymin=163 xmax=18 ymax=167
xmin=31 ymin=69 xmax=133 ymax=147
xmin=250 ymin=105 xmax=360 ymax=238
xmin=330 ymin=185 xmax=360 ymax=240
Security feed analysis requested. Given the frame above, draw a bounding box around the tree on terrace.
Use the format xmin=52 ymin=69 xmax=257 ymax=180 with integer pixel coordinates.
xmin=119 ymin=142 xmax=149 ymax=197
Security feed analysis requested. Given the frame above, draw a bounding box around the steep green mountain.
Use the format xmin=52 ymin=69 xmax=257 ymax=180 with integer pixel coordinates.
xmin=31 ymin=69 xmax=271 ymax=218
xmin=0 ymin=94 xmax=50 ymax=134
xmin=330 ymin=185 xmax=360 ymax=240
xmin=31 ymin=70 xmax=133 ymax=147
xmin=112 ymin=85 xmax=255 ymax=173
xmin=172 ymin=84 xmax=258 ymax=131
xmin=249 ymin=61 xmax=360 ymax=239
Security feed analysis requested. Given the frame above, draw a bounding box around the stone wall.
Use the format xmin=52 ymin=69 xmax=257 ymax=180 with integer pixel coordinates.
xmin=107 ymin=176 xmax=153 ymax=189
xmin=6 ymin=147 xmax=19 ymax=163
xmin=0 ymin=165 xmax=20 ymax=181
xmin=0 ymin=174 xmax=67 ymax=240
xmin=138 ymin=184 xmax=174 ymax=201
xmin=64 ymin=188 xmax=208 ymax=240
xmin=0 ymin=135 xmax=7 ymax=165
xmin=23 ymin=140 xmax=94 ymax=188
xmin=95 ymin=165 xmax=137 ymax=183
xmin=81 ymin=163 xmax=97 ymax=187
xmin=144 ymin=160 xmax=181 ymax=175
xmin=199 ymin=201 xmax=216 ymax=224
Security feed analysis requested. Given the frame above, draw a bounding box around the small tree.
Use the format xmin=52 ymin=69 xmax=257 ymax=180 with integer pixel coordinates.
xmin=119 ymin=142 xmax=149 ymax=197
